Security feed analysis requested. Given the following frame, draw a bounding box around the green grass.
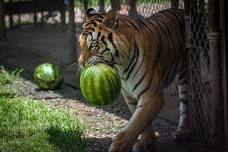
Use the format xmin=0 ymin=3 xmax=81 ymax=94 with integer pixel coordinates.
xmin=0 ymin=66 xmax=15 ymax=85
xmin=0 ymin=66 xmax=23 ymax=85
xmin=0 ymin=66 xmax=87 ymax=152
xmin=0 ymin=66 xmax=26 ymax=98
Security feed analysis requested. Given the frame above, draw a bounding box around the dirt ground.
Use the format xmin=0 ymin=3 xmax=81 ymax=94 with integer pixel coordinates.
xmin=15 ymin=73 xmax=178 ymax=152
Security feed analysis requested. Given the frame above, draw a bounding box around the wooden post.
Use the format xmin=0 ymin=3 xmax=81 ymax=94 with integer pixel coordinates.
xmin=83 ymin=0 xmax=88 ymax=21
xmin=32 ymin=0 xmax=37 ymax=26
xmin=171 ymin=0 xmax=179 ymax=8
xmin=208 ymin=0 xmax=225 ymax=147
xmin=98 ymin=0 xmax=105 ymax=13
xmin=68 ymin=0 xmax=76 ymax=63
xmin=60 ymin=0 xmax=66 ymax=26
xmin=221 ymin=0 xmax=228 ymax=149
xmin=0 ymin=0 xmax=6 ymax=41
xmin=17 ymin=0 xmax=21 ymax=26
xmin=34 ymin=11 xmax=38 ymax=26
xmin=41 ymin=12 xmax=44 ymax=24
xmin=9 ymin=0 xmax=13 ymax=28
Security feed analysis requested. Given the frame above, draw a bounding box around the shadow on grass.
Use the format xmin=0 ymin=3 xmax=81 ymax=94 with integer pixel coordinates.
xmin=46 ymin=126 xmax=87 ymax=152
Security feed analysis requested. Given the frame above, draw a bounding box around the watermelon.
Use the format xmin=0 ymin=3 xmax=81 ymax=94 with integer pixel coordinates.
xmin=80 ymin=64 xmax=121 ymax=106
xmin=34 ymin=63 xmax=63 ymax=90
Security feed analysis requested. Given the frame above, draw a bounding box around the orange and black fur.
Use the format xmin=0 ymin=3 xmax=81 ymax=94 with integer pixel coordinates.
xmin=79 ymin=8 xmax=190 ymax=152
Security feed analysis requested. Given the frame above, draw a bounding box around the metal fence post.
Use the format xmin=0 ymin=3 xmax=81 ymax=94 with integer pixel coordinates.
xmin=184 ymin=0 xmax=192 ymax=132
xmin=208 ymin=0 xmax=225 ymax=147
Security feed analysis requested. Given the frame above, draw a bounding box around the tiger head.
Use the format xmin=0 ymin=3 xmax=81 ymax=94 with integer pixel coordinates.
xmin=79 ymin=8 xmax=133 ymax=68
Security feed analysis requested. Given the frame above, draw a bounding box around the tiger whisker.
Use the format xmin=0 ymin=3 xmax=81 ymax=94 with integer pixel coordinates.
xmin=63 ymin=63 xmax=81 ymax=78
xmin=63 ymin=63 xmax=78 ymax=72
xmin=76 ymin=67 xmax=81 ymax=78
xmin=69 ymin=64 xmax=81 ymax=77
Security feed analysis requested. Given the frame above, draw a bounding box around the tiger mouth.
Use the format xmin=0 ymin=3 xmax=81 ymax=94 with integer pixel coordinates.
xmin=85 ymin=57 xmax=114 ymax=67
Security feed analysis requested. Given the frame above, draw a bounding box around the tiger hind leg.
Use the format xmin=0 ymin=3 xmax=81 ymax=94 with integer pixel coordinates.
xmin=174 ymin=64 xmax=192 ymax=143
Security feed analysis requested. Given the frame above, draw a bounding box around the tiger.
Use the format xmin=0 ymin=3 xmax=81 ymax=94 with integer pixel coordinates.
xmin=79 ymin=8 xmax=190 ymax=152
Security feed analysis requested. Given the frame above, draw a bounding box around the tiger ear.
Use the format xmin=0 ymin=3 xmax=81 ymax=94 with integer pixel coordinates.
xmin=103 ymin=10 xmax=118 ymax=30
xmin=86 ymin=8 xmax=98 ymax=18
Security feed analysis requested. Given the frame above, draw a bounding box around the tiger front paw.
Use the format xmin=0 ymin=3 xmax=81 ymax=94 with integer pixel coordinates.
xmin=108 ymin=131 xmax=136 ymax=152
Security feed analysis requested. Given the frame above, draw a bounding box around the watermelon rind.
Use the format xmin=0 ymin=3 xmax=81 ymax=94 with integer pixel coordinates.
xmin=34 ymin=63 xmax=63 ymax=90
xmin=80 ymin=64 xmax=121 ymax=106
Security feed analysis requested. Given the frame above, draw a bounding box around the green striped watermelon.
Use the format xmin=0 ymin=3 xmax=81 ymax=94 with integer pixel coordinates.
xmin=34 ymin=63 xmax=63 ymax=90
xmin=80 ymin=64 xmax=121 ymax=106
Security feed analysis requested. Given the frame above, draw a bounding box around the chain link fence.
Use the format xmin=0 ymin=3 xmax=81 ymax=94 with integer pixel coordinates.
xmin=189 ymin=0 xmax=213 ymax=145
xmin=73 ymin=0 xmax=172 ymax=22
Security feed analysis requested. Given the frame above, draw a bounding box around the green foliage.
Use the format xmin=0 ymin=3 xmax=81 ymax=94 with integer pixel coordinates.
xmin=0 ymin=66 xmax=25 ymax=98
xmin=0 ymin=97 xmax=87 ymax=152
xmin=0 ymin=66 xmax=24 ymax=85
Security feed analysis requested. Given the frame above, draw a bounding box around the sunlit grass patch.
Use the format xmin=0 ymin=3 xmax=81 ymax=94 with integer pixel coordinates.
xmin=0 ymin=66 xmax=87 ymax=151
xmin=0 ymin=95 xmax=87 ymax=152
xmin=0 ymin=66 xmax=15 ymax=85
xmin=0 ymin=66 xmax=28 ymax=98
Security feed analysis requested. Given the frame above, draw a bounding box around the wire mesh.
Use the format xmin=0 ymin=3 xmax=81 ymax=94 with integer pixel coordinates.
xmin=135 ymin=0 xmax=171 ymax=17
xmin=189 ymin=0 xmax=213 ymax=145
xmin=73 ymin=0 xmax=186 ymax=23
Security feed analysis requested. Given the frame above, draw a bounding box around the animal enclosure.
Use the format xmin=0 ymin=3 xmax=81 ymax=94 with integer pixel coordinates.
xmin=0 ymin=0 xmax=227 ymax=150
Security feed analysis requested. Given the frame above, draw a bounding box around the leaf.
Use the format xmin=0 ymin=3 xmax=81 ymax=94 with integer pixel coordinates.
xmin=11 ymin=68 xmax=24 ymax=76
